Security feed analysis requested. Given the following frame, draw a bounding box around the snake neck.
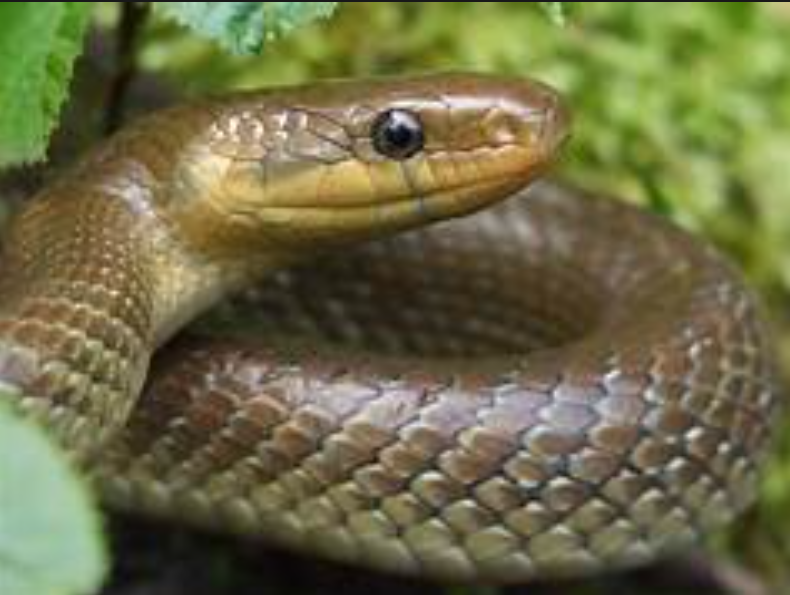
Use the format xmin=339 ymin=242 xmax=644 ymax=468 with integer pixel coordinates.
xmin=0 ymin=146 xmax=285 ymax=455
xmin=0 ymin=171 xmax=150 ymax=452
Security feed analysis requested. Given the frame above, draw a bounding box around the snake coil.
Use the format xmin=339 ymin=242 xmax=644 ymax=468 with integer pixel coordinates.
xmin=0 ymin=73 xmax=779 ymax=582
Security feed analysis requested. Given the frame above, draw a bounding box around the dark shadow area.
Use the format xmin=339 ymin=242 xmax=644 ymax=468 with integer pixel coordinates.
xmin=103 ymin=514 xmax=765 ymax=595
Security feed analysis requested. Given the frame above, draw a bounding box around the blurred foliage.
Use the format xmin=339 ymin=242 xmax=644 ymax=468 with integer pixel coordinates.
xmin=0 ymin=400 xmax=106 ymax=595
xmin=539 ymin=2 xmax=567 ymax=26
xmin=0 ymin=2 xmax=93 ymax=166
xmin=154 ymin=2 xmax=339 ymax=55
xmin=126 ymin=2 xmax=790 ymax=589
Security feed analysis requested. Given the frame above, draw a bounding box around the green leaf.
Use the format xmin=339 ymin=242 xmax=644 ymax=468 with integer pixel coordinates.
xmin=0 ymin=399 xmax=107 ymax=595
xmin=154 ymin=2 xmax=338 ymax=55
xmin=0 ymin=2 xmax=93 ymax=168
xmin=538 ymin=2 xmax=566 ymax=26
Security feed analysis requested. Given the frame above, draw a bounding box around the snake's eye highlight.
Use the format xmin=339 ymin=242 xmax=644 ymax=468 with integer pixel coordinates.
xmin=371 ymin=109 xmax=424 ymax=160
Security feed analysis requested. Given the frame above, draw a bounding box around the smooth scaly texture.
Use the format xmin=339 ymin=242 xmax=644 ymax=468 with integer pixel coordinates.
xmin=0 ymin=74 xmax=780 ymax=582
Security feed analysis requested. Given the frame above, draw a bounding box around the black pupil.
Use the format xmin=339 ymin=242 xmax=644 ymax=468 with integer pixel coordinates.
xmin=372 ymin=110 xmax=424 ymax=160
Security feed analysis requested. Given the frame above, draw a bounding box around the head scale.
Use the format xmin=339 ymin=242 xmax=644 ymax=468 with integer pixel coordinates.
xmin=169 ymin=72 xmax=570 ymax=254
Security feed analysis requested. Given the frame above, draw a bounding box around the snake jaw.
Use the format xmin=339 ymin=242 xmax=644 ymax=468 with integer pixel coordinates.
xmin=221 ymin=174 xmax=535 ymax=247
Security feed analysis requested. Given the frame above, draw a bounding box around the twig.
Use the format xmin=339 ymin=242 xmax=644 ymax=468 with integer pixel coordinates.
xmin=104 ymin=2 xmax=149 ymax=134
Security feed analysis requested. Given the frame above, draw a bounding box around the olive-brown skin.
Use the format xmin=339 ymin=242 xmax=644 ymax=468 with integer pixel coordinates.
xmin=0 ymin=73 xmax=780 ymax=582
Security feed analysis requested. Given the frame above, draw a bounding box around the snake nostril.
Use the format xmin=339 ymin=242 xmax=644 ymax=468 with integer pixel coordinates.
xmin=549 ymin=95 xmax=572 ymax=147
xmin=534 ymin=101 xmax=571 ymax=158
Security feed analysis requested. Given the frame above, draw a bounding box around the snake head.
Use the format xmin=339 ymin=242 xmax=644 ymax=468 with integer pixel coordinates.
xmin=171 ymin=72 xmax=569 ymax=253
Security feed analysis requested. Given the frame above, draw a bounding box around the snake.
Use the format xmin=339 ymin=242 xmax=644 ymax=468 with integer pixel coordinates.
xmin=0 ymin=73 xmax=780 ymax=582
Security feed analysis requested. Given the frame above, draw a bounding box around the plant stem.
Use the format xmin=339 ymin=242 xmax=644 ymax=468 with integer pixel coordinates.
xmin=104 ymin=2 xmax=149 ymax=134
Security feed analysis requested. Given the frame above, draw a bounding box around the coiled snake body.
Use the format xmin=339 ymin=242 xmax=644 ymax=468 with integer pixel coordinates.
xmin=0 ymin=74 xmax=779 ymax=581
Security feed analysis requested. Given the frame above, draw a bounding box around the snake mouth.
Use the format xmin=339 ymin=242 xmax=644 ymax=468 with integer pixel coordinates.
xmin=235 ymin=169 xmax=546 ymax=238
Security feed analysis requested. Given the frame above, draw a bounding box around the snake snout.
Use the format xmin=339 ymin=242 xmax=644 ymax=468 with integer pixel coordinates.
xmin=539 ymin=92 xmax=572 ymax=157
xmin=502 ymin=78 xmax=571 ymax=164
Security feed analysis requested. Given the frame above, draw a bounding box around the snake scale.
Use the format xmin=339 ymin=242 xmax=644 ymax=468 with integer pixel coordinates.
xmin=0 ymin=73 xmax=780 ymax=582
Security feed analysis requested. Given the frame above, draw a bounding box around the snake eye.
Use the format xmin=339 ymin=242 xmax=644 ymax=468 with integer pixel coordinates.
xmin=371 ymin=109 xmax=424 ymax=160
